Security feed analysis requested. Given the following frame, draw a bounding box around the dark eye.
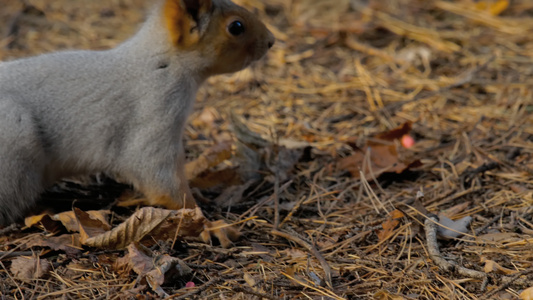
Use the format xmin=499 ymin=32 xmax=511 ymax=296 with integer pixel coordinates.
xmin=227 ymin=20 xmax=245 ymax=36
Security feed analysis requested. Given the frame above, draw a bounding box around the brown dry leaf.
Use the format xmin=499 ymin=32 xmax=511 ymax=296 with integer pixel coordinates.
xmin=373 ymin=122 xmax=412 ymax=141
xmin=24 ymin=214 xmax=61 ymax=233
xmin=377 ymin=209 xmax=404 ymax=241
xmin=483 ymin=259 xmax=516 ymax=275
xmin=120 ymin=243 xmax=192 ymax=298
xmin=75 ymin=208 xmax=112 ymax=243
xmin=120 ymin=243 xmax=155 ymax=275
xmin=520 ymin=287 xmax=533 ymax=300
xmin=11 ymin=256 xmax=51 ymax=280
xmin=337 ymin=122 xmax=421 ymax=179
xmin=54 ymin=210 xmax=111 ymax=232
xmin=81 ymin=207 xmax=173 ymax=249
xmin=149 ymin=206 xmax=206 ymax=241
xmin=185 ymin=141 xmax=232 ymax=180
xmin=27 ymin=234 xmax=83 ymax=256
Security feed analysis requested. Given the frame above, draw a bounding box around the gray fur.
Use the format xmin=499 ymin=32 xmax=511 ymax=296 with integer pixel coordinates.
xmin=0 ymin=0 xmax=274 ymax=224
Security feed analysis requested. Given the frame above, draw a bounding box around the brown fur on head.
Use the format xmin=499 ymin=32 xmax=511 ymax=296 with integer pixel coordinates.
xmin=163 ymin=0 xmax=274 ymax=76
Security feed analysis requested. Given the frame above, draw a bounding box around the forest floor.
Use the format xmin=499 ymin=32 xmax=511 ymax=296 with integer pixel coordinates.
xmin=1 ymin=0 xmax=533 ymax=299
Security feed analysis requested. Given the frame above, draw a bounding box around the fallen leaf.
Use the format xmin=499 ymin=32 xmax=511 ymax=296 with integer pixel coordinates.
xmin=75 ymin=208 xmax=112 ymax=244
xmin=377 ymin=209 xmax=404 ymax=241
xmin=374 ymin=122 xmax=412 ymax=141
xmin=520 ymin=287 xmax=533 ymax=300
xmin=337 ymin=122 xmax=421 ymax=179
xmin=27 ymin=234 xmax=82 ymax=256
xmin=81 ymin=207 xmax=173 ymax=249
xmin=25 ymin=210 xmax=112 ymax=233
xmin=11 ymin=256 xmax=51 ymax=280
xmin=119 ymin=243 xmax=192 ymax=298
xmin=24 ymin=214 xmax=61 ymax=233
xmin=483 ymin=259 xmax=516 ymax=275
xmin=149 ymin=206 xmax=206 ymax=242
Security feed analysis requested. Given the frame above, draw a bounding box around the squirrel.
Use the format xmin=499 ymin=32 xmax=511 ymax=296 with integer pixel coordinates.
xmin=0 ymin=0 xmax=274 ymax=226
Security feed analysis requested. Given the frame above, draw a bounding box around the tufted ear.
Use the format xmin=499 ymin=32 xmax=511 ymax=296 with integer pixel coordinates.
xmin=164 ymin=0 xmax=213 ymax=47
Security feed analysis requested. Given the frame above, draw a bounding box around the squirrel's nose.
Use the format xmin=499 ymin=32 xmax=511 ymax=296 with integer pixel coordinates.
xmin=268 ymin=40 xmax=274 ymax=49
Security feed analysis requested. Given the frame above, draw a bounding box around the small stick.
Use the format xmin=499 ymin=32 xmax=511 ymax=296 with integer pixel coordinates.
xmin=424 ymin=216 xmax=488 ymax=284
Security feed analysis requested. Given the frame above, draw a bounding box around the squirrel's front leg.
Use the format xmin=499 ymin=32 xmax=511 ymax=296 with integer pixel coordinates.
xmin=139 ymin=146 xmax=196 ymax=210
xmin=135 ymin=146 xmax=240 ymax=247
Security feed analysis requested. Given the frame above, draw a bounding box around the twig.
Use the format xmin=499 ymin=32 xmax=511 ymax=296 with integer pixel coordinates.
xmin=0 ymin=251 xmax=34 ymax=259
xmin=424 ymin=216 xmax=488 ymax=285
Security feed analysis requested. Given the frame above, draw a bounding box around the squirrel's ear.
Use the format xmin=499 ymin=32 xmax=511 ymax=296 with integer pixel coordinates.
xmin=164 ymin=0 xmax=213 ymax=48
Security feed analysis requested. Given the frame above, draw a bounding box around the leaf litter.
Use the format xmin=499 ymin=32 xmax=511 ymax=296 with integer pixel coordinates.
xmin=1 ymin=0 xmax=533 ymax=299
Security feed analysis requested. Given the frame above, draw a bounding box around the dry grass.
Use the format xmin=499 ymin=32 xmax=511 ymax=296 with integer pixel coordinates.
xmin=1 ymin=0 xmax=533 ymax=299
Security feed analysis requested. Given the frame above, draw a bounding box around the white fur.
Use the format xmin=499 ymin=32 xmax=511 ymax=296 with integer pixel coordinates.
xmin=0 ymin=0 xmax=273 ymax=224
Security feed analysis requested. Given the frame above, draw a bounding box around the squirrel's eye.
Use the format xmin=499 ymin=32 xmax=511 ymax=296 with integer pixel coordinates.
xmin=227 ymin=20 xmax=245 ymax=36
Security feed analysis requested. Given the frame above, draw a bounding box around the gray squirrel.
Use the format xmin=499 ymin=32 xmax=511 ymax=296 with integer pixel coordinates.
xmin=0 ymin=0 xmax=274 ymax=225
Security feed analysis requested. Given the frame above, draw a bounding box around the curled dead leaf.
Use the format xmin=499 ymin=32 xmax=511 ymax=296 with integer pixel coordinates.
xmin=119 ymin=243 xmax=192 ymax=298
xmin=149 ymin=206 xmax=206 ymax=241
xmin=81 ymin=207 xmax=173 ymax=249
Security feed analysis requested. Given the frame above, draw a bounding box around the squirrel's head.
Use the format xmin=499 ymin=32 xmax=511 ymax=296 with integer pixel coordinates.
xmin=163 ymin=0 xmax=274 ymax=76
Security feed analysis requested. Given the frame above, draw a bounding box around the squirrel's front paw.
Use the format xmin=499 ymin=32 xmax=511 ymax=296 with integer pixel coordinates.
xmin=199 ymin=220 xmax=241 ymax=248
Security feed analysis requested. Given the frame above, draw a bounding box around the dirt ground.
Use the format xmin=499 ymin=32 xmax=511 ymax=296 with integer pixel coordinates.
xmin=1 ymin=0 xmax=533 ymax=299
